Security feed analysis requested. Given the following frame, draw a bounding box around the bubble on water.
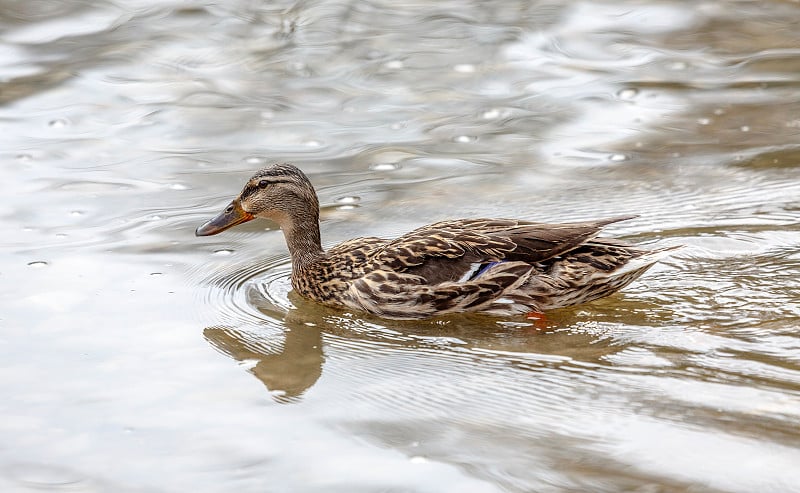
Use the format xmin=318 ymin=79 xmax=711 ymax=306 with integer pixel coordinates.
xmin=740 ymin=125 xmax=750 ymax=132
xmin=146 ymin=214 xmax=164 ymax=221
xmin=389 ymin=122 xmax=406 ymax=130
xmin=668 ymin=61 xmax=688 ymax=71
xmin=244 ymin=155 xmax=268 ymax=165
xmin=212 ymin=249 xmax=234 ymax=256
xmin=713 ymin=108 xmax=726 ymax=115
xmin=409 ymin=456 xmax=428 ymax=464
xmin=384 ymin=60 xmax=404 ymax=69
xmin=335 ymin=196 xmax=360 ymax=204
xmin=169 ymin=183 xmax=189 ymax=190
xmin=617 ymin=88 xmax=639 ymax=100
xmin=453 ymin=135 xmax=476 ymax=143
xmin=609 ymin=153 xmax=629 ymax=162
xmin=453 ymin=63 xmax=475 ymax=73
xmin=48 ymin=118 xmax=69 ymax=128
xmin=335 ymin=197 xmax=361 ymax=209
xmin=303 ymin=139 xmax=323 ymax=148
xmin=22 ymin=227 xmax=35 ymax=232
xmin=69 ymin=210 xmax=84 ymax=217
xmin=482 ymin=108 xmax=501 ymax=119
xmin=27 ymin=261 xmax=48 ymax=268
xmin=697 ymin=118 xmax=711 ymax=125
xmin=370 ymin=162 xmax=400 ymax=171
xmin=16 ymin=153 xmax=33 ymax=162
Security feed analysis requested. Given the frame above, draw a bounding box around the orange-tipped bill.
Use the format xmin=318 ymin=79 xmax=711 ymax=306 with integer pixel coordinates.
xmin=195 ymin=200 xmax=254 ymax=236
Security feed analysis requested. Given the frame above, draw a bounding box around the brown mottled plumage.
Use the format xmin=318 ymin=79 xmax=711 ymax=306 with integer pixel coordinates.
xmin=196 ymin=164 xmax=678 ymax=320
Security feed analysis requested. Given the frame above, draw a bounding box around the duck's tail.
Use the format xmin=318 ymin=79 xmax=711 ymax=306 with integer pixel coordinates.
xmin=517 ymin=242 xmax=683 ymax=312
xmin=610 ymin=244 xmax=683 ymax=278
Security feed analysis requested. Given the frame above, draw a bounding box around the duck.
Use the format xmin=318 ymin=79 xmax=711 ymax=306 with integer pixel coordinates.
xmin=196 ymin=163 xmax=678 ymax=320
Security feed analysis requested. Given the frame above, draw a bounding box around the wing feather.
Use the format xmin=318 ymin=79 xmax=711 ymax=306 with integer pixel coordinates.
xmin=369 ymin=217 xmax=635 ymax=284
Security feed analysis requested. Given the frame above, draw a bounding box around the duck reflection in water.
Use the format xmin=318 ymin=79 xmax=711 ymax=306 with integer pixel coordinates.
xmin=203 ymin=287 xmax=676 ymax=403
xmin=204 ymin=319 xmax=324 ymax=403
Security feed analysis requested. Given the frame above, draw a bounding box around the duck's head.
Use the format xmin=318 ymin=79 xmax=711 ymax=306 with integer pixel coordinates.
xmin=195 ymin=163 xmax=319 ymax=237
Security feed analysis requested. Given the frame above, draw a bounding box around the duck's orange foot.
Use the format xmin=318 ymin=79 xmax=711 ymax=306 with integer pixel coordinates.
xmin=525 ymin=311 xmax=546 ymax=321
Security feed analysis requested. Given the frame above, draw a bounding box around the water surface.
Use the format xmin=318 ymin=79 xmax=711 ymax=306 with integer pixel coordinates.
xmin=1 ymin=1 xmax=799 ymax=492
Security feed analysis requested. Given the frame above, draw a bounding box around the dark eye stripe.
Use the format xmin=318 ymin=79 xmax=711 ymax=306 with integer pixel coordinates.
xmin=241 ymin=178 xmax=289 ymax=199
xmin=255 ymin=178 xmax=289 ymax=187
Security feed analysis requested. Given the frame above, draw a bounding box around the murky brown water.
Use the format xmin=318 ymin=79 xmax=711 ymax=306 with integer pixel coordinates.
xmin=2 ymin=0 xmax=800 ymax=491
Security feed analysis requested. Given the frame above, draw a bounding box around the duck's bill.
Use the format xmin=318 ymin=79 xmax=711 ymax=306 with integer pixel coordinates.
xmin=195 ymin=201 xmax=254 ymax=236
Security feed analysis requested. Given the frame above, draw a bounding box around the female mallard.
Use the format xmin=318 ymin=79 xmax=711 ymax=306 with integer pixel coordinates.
xmin=196 ymin=163 xmax=677 ymax=320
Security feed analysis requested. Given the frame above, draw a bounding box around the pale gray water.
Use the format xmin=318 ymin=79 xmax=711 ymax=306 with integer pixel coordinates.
xmin=1 ymin=1 xmax=799 ymax=492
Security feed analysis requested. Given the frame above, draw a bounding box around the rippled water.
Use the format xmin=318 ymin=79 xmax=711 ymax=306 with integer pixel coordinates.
xmin=2 ymin=0 xmax=800 ymax=491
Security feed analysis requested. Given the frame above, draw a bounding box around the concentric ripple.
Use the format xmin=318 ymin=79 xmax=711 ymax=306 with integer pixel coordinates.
xmin=194 ymin=254 xmax=294 ymax=326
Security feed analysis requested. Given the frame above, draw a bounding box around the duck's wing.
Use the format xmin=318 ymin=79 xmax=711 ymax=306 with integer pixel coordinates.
xmin=371 ymin=216 xmax=636 ymax=284
xmin=336 ymin=216 xmax=641 ymax=319
xmin=346 ymin=260 xmax=534 ymax=319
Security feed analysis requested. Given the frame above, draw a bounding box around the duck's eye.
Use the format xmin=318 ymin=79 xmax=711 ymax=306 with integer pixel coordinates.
xmin=225 ymin=204 xmax=234 ymax=213
xmin=258 ymin=179 xmax=269 ymax=189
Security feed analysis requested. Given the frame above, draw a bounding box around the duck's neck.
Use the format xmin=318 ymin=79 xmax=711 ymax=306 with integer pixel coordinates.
xmin=283 ymin=213 xmax=324 ymax=274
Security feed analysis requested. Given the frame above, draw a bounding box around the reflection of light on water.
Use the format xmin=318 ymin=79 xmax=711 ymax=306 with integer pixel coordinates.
xmin=617 ymin=88 xmax=639 ymax=100
xmin=369 ymin=162 xmax=400 ymax=171
xmin=244 ymin=155 xmax=268 ymax=165
xmin=48 ymin=118 xmax=69 ymax=128
xmin=334 ymin=196 xmax=360 ymax=210
xmin=335 ymin=196 xmax=360 ymax=204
